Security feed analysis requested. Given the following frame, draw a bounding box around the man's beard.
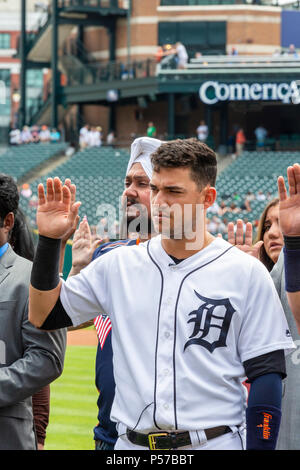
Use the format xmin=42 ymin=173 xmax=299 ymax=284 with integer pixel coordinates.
xmin=119 ymin=198 xmax=155 ymax=238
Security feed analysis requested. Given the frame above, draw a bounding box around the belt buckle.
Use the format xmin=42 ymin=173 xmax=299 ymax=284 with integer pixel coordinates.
xmin=148 ymin=432 xmax=169 ymax=450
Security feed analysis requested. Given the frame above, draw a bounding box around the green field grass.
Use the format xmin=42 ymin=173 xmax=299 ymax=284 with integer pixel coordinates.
xmin=45 ymin=345 xmax=98 ymax=450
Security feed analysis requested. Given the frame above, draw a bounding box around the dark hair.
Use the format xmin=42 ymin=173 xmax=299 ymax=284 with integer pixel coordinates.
xmin=254 ymin=197 xmax=279 ymax=272
xmin=151 ymin=138 xmax=217 ymax=189
xmin=9 ymin=208 xmax=35 ymax=261
xmin=0 ymin=173 xmax=19 ymax=223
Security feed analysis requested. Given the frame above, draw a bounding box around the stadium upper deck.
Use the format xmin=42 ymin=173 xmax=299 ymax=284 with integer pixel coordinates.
xmin=14 ymin=0 xmax=300 ymax=154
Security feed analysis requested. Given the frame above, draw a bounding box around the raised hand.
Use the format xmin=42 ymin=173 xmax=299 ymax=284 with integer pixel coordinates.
xmin=36 ymin=177 xmax=81 ymax=239
xmin=61 ymin=178 xmax=80 ymax=243
xmin=227 ymin=219 xmax=263 ymax=259
xmin=71 ymin=217 xmax=102 ymax=274
xmin=278 ymin=163 xmax=300 ymax=236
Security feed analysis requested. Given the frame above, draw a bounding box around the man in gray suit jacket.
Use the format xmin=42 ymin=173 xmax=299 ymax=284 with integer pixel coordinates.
xmin=0 ymin=173 xmax=66 ymax=450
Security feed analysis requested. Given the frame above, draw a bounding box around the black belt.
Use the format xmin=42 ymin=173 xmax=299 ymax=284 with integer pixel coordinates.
xmin=127 ymin=426 xmax=231 ymax=450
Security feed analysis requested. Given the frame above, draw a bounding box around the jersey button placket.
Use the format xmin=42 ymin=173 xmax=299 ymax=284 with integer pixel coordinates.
xmin=155 ymin=272 xmax=177 ymax=429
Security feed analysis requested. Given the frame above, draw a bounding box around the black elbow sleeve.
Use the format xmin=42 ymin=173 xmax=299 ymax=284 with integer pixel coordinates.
xmin=31 ymin=235 xmax=61 ymax=291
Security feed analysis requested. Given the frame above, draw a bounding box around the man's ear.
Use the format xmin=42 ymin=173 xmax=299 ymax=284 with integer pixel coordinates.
xmin=203 ymin=187 xmax=217 ymax=210
xmin=3 ymin=212 xmax=15 ymax=233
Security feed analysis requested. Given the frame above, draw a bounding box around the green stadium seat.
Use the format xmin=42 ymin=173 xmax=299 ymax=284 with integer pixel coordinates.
xmin=19 ymin=146 xmax=131 ymax=229
xmin=0 ymin=143 xmax=67 ymax=180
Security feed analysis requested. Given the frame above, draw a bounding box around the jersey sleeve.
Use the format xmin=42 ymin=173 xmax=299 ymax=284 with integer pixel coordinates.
xmin=237 ymin=258 xmax=295 ymax=363
xmin=60 ymin=255 xmax=110 ymax=327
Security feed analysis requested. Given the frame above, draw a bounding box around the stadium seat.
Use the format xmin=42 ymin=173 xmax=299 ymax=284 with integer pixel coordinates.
xmin=0 ymin=143 xmax=67 ymax=180
xmin=19 ymin=146 xmax=130 ymax=229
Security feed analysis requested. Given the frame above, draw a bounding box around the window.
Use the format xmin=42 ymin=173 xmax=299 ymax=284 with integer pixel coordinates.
xmin=27 ymin=70 xmax=44 ymax=88
xmin=0 ymin=69 xmax=10 ymax=127
xmin=158 ymin=21 xmax=226 ymax=56
xmin=0 ymin=33 xmax=11 ymax=49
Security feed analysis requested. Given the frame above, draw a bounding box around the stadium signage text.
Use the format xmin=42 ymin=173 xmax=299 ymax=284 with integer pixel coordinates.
xmin=199 ymin=80 xmax=300 ymax=105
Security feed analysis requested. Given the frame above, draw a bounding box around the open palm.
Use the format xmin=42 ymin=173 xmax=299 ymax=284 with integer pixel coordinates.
xmin=278 ymin=164 xmax=300 ymax=236
xmin=72 ymin=217 xmax=102 ymax=271
xmin=36 ymin=177 xmax=81 ymax=239
xmin=227 ymin=219 xmax=263 ymax=259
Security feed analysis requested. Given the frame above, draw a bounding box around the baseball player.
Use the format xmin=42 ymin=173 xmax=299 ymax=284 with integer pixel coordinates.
xmin=70 ymin=136 xmax=162 ymax=450
xmin=29 ymin=139 xmax=294 ymax=450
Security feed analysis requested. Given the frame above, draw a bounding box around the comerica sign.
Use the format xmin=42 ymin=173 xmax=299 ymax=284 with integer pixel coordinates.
xmin=199 ymin=80 xmax=300 ymax=105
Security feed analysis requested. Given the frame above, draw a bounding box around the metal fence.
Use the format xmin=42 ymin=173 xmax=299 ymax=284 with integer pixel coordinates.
xmin=58 ymin=0 xmax=124 ymax=9
xmin=65 ymin=58 xmax=156 ymax=86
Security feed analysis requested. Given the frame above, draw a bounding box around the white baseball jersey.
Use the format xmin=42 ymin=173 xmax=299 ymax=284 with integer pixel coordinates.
xmin=60 ymin=236 xmax=294 ymax=433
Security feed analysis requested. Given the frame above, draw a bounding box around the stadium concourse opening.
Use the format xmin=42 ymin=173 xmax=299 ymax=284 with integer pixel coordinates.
xmin=155 ymin=72 xmax=300 ymax=153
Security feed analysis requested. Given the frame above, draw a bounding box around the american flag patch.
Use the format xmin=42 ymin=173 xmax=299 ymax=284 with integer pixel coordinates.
xmin=94 ymin=315 xmax=112 ymax=349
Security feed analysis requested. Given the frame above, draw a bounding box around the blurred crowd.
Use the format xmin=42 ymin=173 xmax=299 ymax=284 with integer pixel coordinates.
xmin=9 ymin=125 xmax=62 ymax=146
xmin=79 ymin=125 xmax=116 ymax=150
xmin=206 ymin=189 xmax=274 ymax=236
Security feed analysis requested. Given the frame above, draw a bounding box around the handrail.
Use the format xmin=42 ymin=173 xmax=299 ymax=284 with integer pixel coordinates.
xmin=157 ymin=54 xmax=300 ymax=73
xmin=27 ymin=92 xmax=51 ymax=125
xmin=190 ymin=55 xmax=300 ymax=64
xmin=64 ymin=57 xmax=157 ymax=86
xmin=58 ymin=0 xmax=127 ymax=10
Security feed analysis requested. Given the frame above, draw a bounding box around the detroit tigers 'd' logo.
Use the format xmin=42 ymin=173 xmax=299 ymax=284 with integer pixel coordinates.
xmin=184 ymin=290 xmax=236 ymax=353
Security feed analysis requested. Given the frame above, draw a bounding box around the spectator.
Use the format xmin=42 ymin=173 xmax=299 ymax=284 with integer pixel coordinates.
xmin=196 ymin=120 xmax=208 ymax=143
xmin=256 ymin=190 xmax=266 ymax=202
xmin=207 ymin=215 xmax=220 ymax=234
xmin=218 ymin=200 xmax=228 ymax=216
xmin=175 ymin=41 xmax=188 ymax=69
xmin=106 ymin=131 xmax=116 ymax=146
xmin=235 ymin=127 xmax=246 ymax=157
xmin=219 ymin=217 xmax=227 ymax=234
xmin=97 ymin=127 xmax=103 ymax=146
xmin=50 ymin=128 xmax=61 ymax=143
xmin=79 ymin=124 xmax=89 ymax=150
xmin=254 ymin=125 xmax=268 ymax=150
xmin=229 ymin=202 xmax=241 ymax=214
xmin=9 ymin=127 xmax=21 ymax=146
xmin=286 ymin=44 xmax=299 ymax=58
xmin=233 ymin=192 xmax=242 ymax=204
xmin=88 ymin=126 xmax=102 ymax=147
xmin=207 ymin=200 xmax=220 ymax=215
xmin=20 ymin=183 xmax=32 ymax=199
xmin=243 ymin=191 xmax=255 ymax=212
xmin=160 ymin=44 xmax=177 ymax=69
xmin=20 ymin=126 xmax=33 ymax=144
xmin=31 ymin=125 xmax=40 ymax=143
xmin=146 ymin=122 xmax=156 ymax=138
xmin=39 ymin=125 xmax=51 ymax=143
xmin=155 ymin=46 xmax=164 ymax=63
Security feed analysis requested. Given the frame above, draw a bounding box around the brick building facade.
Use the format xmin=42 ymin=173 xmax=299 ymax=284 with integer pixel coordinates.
xmin=78 ymin=1 xmax=287 ymax=144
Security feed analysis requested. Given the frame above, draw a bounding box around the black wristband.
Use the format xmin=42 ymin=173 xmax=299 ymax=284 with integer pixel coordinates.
xmin=284 ymin=235 xmax=300 ymax=250
xmin=31 ymin=235 xmax=61 ymax=291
